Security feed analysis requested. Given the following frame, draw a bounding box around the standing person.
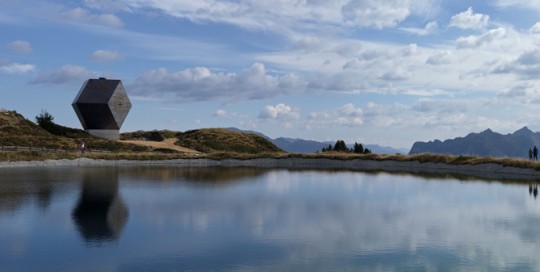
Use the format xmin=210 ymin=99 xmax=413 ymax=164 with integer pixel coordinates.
xmin=81 ymin=142 xmax=86 ymax=155
xmin=529 ymin=147 xmax=533 ymax=160
xmin=534 ymin=145 xmax=538 ymax=161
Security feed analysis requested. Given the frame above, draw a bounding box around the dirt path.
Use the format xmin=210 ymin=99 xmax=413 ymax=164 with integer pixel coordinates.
xmin=120 ymin=138 xmax=200 ymax=154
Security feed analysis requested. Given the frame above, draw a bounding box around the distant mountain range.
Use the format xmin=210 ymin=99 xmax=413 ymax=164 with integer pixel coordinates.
xmin=226 ymin=128 xmax=407 ymax=154
xmin=409 ymin=126 xmax=540 ymax=158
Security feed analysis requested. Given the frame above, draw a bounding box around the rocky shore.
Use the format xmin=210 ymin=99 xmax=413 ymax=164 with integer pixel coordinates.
xmin=1 ymin=157 xmax=540 ymax=181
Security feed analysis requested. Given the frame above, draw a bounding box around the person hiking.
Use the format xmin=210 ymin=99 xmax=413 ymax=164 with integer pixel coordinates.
xmin=534 ymin=146 xmax=538 ymax=161
xmin=529 ymin=147 xmax=533 ymax=160
xmin=81 ymin=142 xmax=86 ymax=155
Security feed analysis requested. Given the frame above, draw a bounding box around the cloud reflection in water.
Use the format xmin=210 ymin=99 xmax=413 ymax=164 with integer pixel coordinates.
xmin=118 ymin=168 xmax=540 ymax=271
xmin=1 ymin=167 xmax=540 ymax=271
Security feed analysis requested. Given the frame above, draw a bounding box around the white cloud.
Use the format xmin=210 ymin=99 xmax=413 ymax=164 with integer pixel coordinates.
xmin=412 ymin=98 xmax=467 ymax=114
xmin=379 ymin=68 xmax=411 ymax=81
xmin=212 ymin=108 xmax=247 ymax=119
xmin=492 ymin=49 xmax=540 ymax=80
xmin=308 ymin=111 xmax=330 ymax=121
xmin=259 ymin=26 xmax=526 ymax=102
xmin=400 ymin=21 xmax=438 ymax=36
xmin=214 ymin=109 xmax=227 ymax=117
xmin=30 ymin=65 xmax=94 ymax=84
xmin=260 ymin=39 xmax=467 ymax=96
xmin=530 ymin=22 xmax=540 ymax=33
xmin=336 ymin=103 xmax=363 ymax=127
xmin=60 ymin=7 xmax=123 ymax=28
xmin=338 ymin=103 xmax=363 ymax=118
xmin=426 ymin=50 xmax=454 ymax=65
xmin=91 ymin=49 xmax=120 ymax=62
xmin=456 ymin=27 xmax=506 ymax=48
xmin=449 ymin=7 xmax=489 ymax=30
xmin=84 ymin=0 xmax=440 ymax=31
xmin=497 ymin=82 xmax=540 ymax=104
xmin=130 ymin=63 xmax=306 ymax=103
xmin=303 ymin=98 xmax=519 ymax=141
xmin=258 ymin=103 xmax=299 ymax=128
xmin=306 ymin=103 xmax=364 ymax=128
xmin=258 ymin=103 xmax=299 ymax=121
xmin=7 ymin=40 xmax=32 ymax=54
xmin=401 ymin=43 xmax=418 ymax=56
xmin=336 ymin=117 xmax=363 ymax=127
xmin=292 ymin=36 xmax=324 ymax=51
xmin=0 ymin=62 xmax=35 ymax=74
xmin=516 ymin=49 xmax=540 ymax=66
xmin=494 ymin=0 xmax=540 ymax=12
xmin=82 ymin=0 xmax=126 ymax=11
xmin=341 ymin=0 xmax=410 ymax=29
xmin=365 ymin=99 xmax=519 ymax=136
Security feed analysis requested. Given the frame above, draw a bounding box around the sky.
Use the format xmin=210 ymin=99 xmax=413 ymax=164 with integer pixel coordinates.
xmin=3 ymin=1 xmax=540 ymax=150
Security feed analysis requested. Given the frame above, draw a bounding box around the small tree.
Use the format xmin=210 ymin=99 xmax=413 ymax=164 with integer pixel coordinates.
xmin=353 ymin=142 xmax=364 ymax=154
xmin=36 ymin=110 xmax=54 ymax=129
xmin=333 ymin=140 xmax=349 ymax=152
xmin=321 ymin=144 xmax=333 ymax=152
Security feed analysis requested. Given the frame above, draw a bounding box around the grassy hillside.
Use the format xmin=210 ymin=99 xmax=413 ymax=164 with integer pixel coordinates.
xmin=175 ymin=128 xmax=283 ymax=154
xmin=0 ymin=111 xmax=282 ymax=154
xmin=0 ymin=110 xmax=145 ymax=152
xmin=0 ymin=110 xmax=57 ymax=147
xmin=122 ymin=128 xmax=284 ymax=154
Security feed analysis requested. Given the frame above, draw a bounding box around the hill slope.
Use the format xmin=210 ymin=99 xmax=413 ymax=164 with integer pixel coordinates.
xmin=0 ymin=110 xmax=57 ymax=146
xmin=175 ymin=128 xmax=282 ymax=154
xmin=0 ymin=110 xmax=145 ymax=151
xmin=409 ymin=127 xmax=539 ymax=158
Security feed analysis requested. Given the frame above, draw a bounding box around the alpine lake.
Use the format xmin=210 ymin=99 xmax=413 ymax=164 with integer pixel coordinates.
xmin=1 ymin=165 xmax=540 ymax=271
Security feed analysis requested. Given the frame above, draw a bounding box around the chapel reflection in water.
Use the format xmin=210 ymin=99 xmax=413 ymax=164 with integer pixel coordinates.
xmin=72 ymin=168 xmax=128 ymax=245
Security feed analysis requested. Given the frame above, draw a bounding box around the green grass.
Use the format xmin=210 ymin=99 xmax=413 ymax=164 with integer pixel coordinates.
xmin=175 ymin=128 xmax=282 ymax=154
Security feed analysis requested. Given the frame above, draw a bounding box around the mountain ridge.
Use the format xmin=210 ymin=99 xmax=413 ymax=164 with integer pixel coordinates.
xmin=409 ymin=126 xmax=539 ymax=158
xmin=225 ymin=127 xmax=407 ymax=154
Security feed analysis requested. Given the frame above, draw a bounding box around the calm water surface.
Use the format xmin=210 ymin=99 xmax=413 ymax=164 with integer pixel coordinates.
xmin=0 ymin=166 xmax=539 ymax=271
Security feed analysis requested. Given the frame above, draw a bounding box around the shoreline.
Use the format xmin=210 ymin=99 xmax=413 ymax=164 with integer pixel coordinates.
xmin=1 ymin=157 xmax=540 ymax=181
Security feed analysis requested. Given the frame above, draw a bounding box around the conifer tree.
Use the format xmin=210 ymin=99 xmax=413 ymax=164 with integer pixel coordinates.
xmin=353 ymin=142 xmax=364 ymax=154
xmin=333 ymin=140 xmax=348 ymax=152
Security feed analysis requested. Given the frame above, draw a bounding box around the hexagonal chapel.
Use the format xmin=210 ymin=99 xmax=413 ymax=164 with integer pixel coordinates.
xmin=72 ymin=78 xmax=132 ymax=140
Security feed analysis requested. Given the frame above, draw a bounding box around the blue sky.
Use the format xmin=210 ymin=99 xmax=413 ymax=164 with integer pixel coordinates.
xmin=2 ymin=0 xmax=540 ymax=149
